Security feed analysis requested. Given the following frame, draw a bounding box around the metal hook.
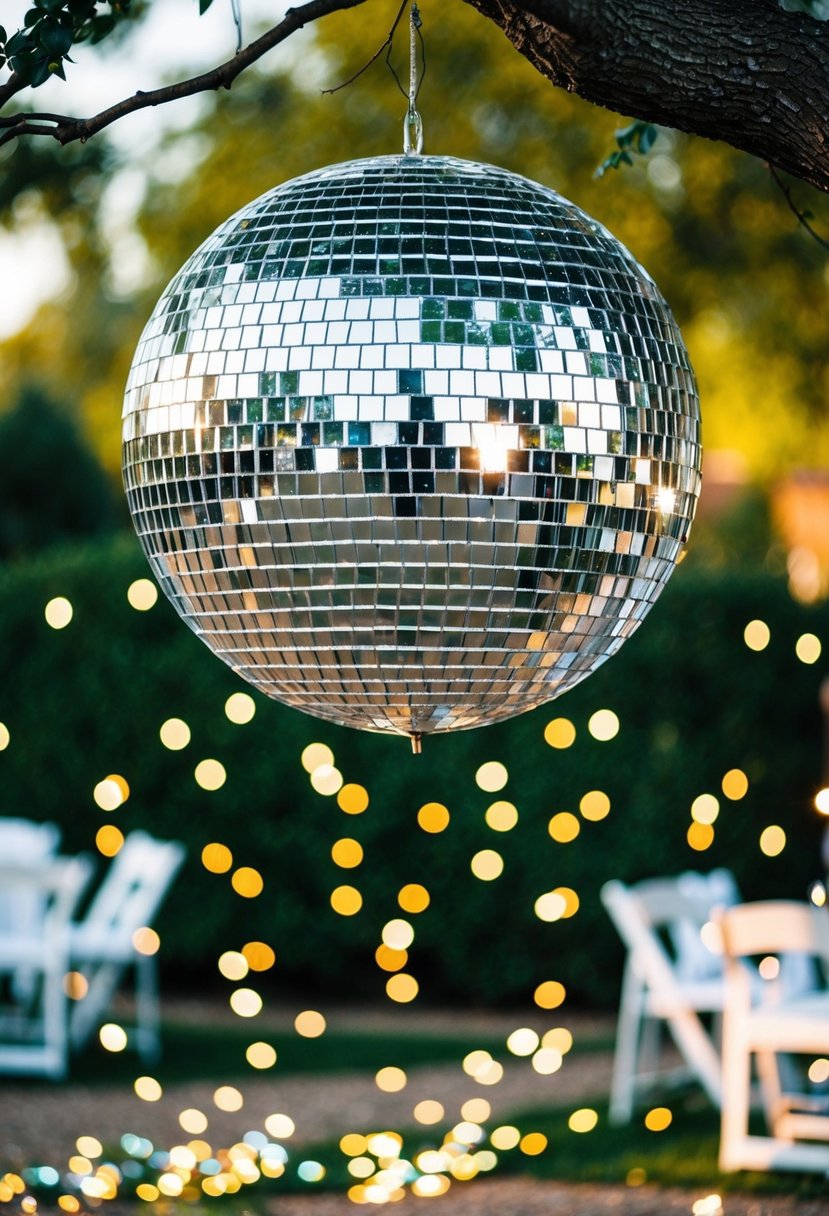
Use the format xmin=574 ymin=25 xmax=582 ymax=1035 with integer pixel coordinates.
xmin=403 ymin=3 xmax=424 ymax=155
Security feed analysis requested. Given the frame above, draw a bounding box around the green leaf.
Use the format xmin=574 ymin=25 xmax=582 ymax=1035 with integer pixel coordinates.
xmin=198 ymin=0 xmax=217 ymax=13
xmin=39 ymin=22 xmax=74 ymax=56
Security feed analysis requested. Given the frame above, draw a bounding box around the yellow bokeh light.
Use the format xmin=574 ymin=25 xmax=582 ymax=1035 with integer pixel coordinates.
xmin=475 ymin=761 xmax=508 ymax=792
xmin=532 ymin=1047 xmax=563 ymax=1074
xmin=160 ymin=717 xmax=191 ymax=750
xmin=225 ymin=692 xmax=256 ymax=724
xmin=417 ymin=801 xmax=450 ymax=833
xmin=194 ymin=758 xmax=226 ymax=791
xmin=375 ymin=944 xmax=408 ymax=972
xmin=67 ymin=1157 xmax=91 ymax=1176
xmin=548 ymin=811 xmax=580 ymax=843
xmin=331 ymin=837 xmax=363 ymax=868
xmin=99 ymin=1022 xmax=127 ymax=1052
xmin=127 ymin=579 xmax=158 ymax=611
xmin=506 ymin=1027 xmax=539 ymax=1057
xmin=398 ymin=883 xmax=430 ymax=913
xmin=265 ymin=1113 xmax=295 ymax=1139
xmin=158 ymin=1173 xmax=183 ymax=1198
xmin=386 ymin=973 xmax=419 ymax=1003
xmin=544 ymin=717 xmax=576 ymax=749
xmin=470 ymin=848 xmax=504 ymax=881
xmin=301 ymin=742 xmax=334 ymax=773
xmin=382 ymin=918 xmax=414 ymax=950
xmin=136 ymin=1182 xmax=160 ymax=1202
xmin=331 ymin=884 xmax=362 ymax=915
xmin=95 ymin=825 xmax=124 ymax=858
xmin=375 ymin=1066 xmax=407 ymax=1092
xmin=691 ymin=793 xmax=720 ymax=825
xmin=760 ymin=825 xmax=786 ymax=857
xmin=519 ymin=1133 xmax=547 ymax=1156
xmin=179 ymin=1108 xmax=208 ymax=1134
xmin=133 ymin=1076 xmax=162 ymax=1102
xmin=76 ymin=1136 xmax=102 ymax=1158
xmin=310 ymin=764 xmax=343 ymax=796
xmin=644 ymin=1106 xmax=673 ymax=1131
xmin=93 ymin=777 xmax=125 ymax=811
xmin=542 ymin=1026 xmax=574 ymax=1054
xmin=534 ymin=891 xmax=567 ymax=922
xmin=337 ymin=783 xmax=369 ymax=814
xmin=58 ymin=1196 xmax=80 ymax=1212
xmin=414 ymin=1100 xmax=445 ymax=1125
xmin=534 ymin=980 xmax=566 ymax=1009
xmin=0 ymin=723 xmax=9 ymax=751
xmin=242 ymin=940 xmax=275 ymax=971
xmin=485 ymin=800 xmax=519 ymax=831
xmin=231 ymin=866 xmax=264 ymax=898
xmin=759 ymin=955 xmax=780 ymax=981
xmin=569 ymin=1108 xmax=599 ymax=1133
xmin=229 ymin=988 xmax=262 ymax=1018
xmin=218 ymin=951 xmax=249 ymax=981
xmin=63 ymin=971 xmax=88 ymax=1000
xmin=246 ymin=1041 xmax=277 ymax=1069
xmin=45 ymin=596 xmax=73 ymax=629
xmin=201 ymin=842 xmax=232 ymax=873
xmin=588 ymin=709 xmax=620 ymax=741
xmin=579 ymin=790 xmax=610 ymax=821
xmin=132 ymin=927 xmax=160 ymax=956
xmin=744 ymin=619 xmax=770 ymax=651
xmin=490 ymin=1125 xmax=520 ymax=1150
xmin=687 ymin=822 xmax=714 ymax=851
xmin=461 ymin=1098 xmax=491 ymax=1123
xmin=340 ymin=1133 xmax=368 ymax=1157
xmin=721 ymin=768 xmax=749 ymax=800
xmin=213 ymin=1085 xmax=243 ymax=1112
xmin=796 ymin=632 xmax=822 ymax=664
xmin=295 ymin=1009 xmax=326 ymax=1038
xmin=808 ymin=1058 xmax=829 ymax=1084
xmin=816 ymin=788 xmax=829 ymax=816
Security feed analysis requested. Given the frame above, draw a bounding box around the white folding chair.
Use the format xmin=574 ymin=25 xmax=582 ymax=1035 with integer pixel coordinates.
xmin=719 ymin=900 xmax=829 ymax=1174
xmin=0 ymin=818 xmax=62 ymax=1005
xmin=0 ymin=855 xmax=92 ymax=1078
xmin=601 ymin=871 xmax=738 ymax=1123
xmin=68 ymin=831 xmax=185 ymax=1061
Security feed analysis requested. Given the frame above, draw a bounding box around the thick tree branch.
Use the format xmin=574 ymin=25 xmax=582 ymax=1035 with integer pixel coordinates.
xmin=463 ymin=0 xmax=829 ymax=193
xmin=0 ymin=0 xmax=369 ymax=150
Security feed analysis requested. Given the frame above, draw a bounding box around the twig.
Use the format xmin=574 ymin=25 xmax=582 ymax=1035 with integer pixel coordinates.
xmin=769 ymin=162 xmax=829 ymax=252
xmin=321 ymin=0 xmax=408 ymax=95
xmin=0 ymin=0 xmax=371 ymax=150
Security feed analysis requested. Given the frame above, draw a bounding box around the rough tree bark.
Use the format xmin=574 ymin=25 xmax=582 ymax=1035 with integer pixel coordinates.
xmin=464 ymin=0 xmax=829 ymax=192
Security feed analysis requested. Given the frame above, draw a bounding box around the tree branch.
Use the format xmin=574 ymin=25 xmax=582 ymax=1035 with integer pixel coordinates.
xmin=0 ymin=0 xmax=371 ymax=150
xmin=462 ymin=0 xmax=829 ymax=193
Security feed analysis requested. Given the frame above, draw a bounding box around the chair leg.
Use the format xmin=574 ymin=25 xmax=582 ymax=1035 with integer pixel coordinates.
xmin=135 ymin=954 xmax=160 ymax=1063
xmin=665 ymin=1004 xmax=723 ymax=1107
xmin=609 ymin=962 xmax=645 ymax=1125
xmin=719 ymin=1016 xmax=752 ymax=1172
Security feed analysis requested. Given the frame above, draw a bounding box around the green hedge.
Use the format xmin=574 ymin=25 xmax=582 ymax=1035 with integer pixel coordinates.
xmin=0 ymin=533 xmax=825 ymax=1007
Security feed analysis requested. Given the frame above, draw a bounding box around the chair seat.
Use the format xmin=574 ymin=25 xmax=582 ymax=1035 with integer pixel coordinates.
xmin=645 ymin=978 xmax=725 ymax=1016
xmin=747 ymin=992 xmax=829 ymax=1050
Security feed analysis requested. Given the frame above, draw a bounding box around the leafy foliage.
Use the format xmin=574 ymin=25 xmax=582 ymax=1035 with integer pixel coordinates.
xmin=595 ymin=119 xmax=658 ymax=177
xmin=0 ymin=1 xmax=138 ymax=86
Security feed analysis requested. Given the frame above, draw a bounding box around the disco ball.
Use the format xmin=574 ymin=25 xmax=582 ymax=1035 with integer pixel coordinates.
xmin=123 ymin=155 xmax=701 ymax=747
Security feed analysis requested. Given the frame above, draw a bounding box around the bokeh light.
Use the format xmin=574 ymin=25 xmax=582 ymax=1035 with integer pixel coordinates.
xmin=246 ymin=1041 xmax=277 ymax=1069
xmin=721 ymin=768 xmax=748 ymax=800
xmin=759 ymin=824 xmax=786 ymax=856
xmin=506 ymin=1027 xmax=539 ymax=1056
xmin=201 ymin=842 xmax=232 ymax=872
xmin=475 ymin=761 xmax=508 ymax=792
xmin=568 ymin=1108 xmax=598 ymax=1133
xmin=265 ymin=1113 xmax=295 ymax=1139
xmin=414 ymin=1100 xmax=445 ymax=1125
xmin=644 ymin=1106 xmax=673 ymax=1131
xmin=470 ymin=849 xmax=504 ymax=880
xmin=95 ymin=825 xmax=124 ymax=857
xmin=213 ymin=1085 xmax=243 ymax=1112
xmin=229 ymin=988 xmax=262 ymax=1017
xmin=382 ymin=919 xmax=414 ymax=949
xmin=99 ymin=1022 xmax=127 ymax=1052
xmin=587 ymin=709 xmax=620 ymax=741
xmin=743 ymin=619 xmax=770 ymax=651
xmin=795 ymin=632 xmax=821 ymax=664
xmin=544 ymin=718 xmax=575 ymax=749
xmin=579 ymin=790 xmax=610 ymax=821
xmin=331 ymin=838 xmax=363 ymax=868
xmin=386 ymin=973 xmax=419 ymax=1003
xmin=127 ymin=579 xmax=158 ymax=611
xmin=231 ymin=866 xmax=264 ymax=898
xmin=417 ymin=801 xmax=450 ymax=833
xmin=548 ymin=811 xmax=580 ymax=843
xmin=179 ymin=1108 xmax=208 ymax=1134
xmin=45 ymin=596 xmax=73 ymax=629
xmin=301 ymin=743 xmax=334 ymax=773
xmin=132 ymin=927 xmax=160 ymax=955
xmin=534 ymin=980 xmax=566 ymax=1009
xmin=310 ymin=764 xmax=344 ymax=796
xmin=295 ymin=1010 xmax=326 ymax=1038
xmin=242 ymin=940 xmax=276 ymax=971
xmin=331 ymin=885 xmax=362 ymax=915
xmin=484 ymin=800 xmax=518 ymax=831
xmin=687 ymin=822 xmax=714 ymax=852
xmin=225 ymin=692 xmax=256 ymax=724
xmin=0 ymin=723 xmax=9 ymax=750
xmin=337 ymin=783 xmax=369 ymax=814
xmin=519 ymin=1133 xmax=547 ymax=1156
xmin=690 ymin=793 xmax=719 ymax=825
xmin=134 ymin=1076 xmax=162 ymax=1102
xmin=218 ymin=951 xmax=249 ymax=981
xmin=816 ymin=788 xmax=829 ymax=816
xmin=375 ymin=1066 xmax=407 ymax=1092
xmin=398 ymin=883 xmax=430 ymax=913
xmin=160 ymin=717 xmax=191 ymax=750
xmin=194 ymin=758 xmax=226 ymax=790
xmin=808 ymin=1058 xmax=829 ymax=1084
xmin=93 ymin=776 xmax=127 ymax=811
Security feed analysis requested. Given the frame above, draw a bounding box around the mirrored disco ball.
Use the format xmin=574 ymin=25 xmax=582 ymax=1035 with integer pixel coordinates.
xmin=123 ymin=156 xmax=701 ymax=746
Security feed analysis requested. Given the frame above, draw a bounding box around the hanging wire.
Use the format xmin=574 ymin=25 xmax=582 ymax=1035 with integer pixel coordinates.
xmin=403 ymin=3 xmax=424 ymax=155
xmin=230 ymin=0 xmax=243 ymax=54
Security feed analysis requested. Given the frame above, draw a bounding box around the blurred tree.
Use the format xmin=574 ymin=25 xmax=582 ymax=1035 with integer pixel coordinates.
xmin=0 ymin=384 xmax=119 ymax=559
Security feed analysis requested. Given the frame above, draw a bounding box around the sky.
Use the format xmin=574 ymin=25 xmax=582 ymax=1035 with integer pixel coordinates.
xmin=0 ymin=0 xmax=294 ymax=336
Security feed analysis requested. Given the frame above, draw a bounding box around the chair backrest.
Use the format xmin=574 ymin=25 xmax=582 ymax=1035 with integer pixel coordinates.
xmin=601 ymin=870 xmax=737 ymax=990
xmin=0 ymin=855 xmax=93 ymax=953
xmin=73 ymin=831 xmax=185 ymax=949
xmin=0 ymin=819 xmax=63 ymax=935
xmin=720 ymin=900 xmax=829 ymax=967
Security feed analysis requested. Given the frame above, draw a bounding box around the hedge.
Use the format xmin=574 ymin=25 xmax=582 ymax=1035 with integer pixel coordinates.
xmin=0 ymin=532 xmax=825 ymax=1008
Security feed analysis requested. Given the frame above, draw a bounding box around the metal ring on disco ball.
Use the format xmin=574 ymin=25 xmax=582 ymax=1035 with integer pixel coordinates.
xmin=122 ymin=156 xmax=701 ymax=749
